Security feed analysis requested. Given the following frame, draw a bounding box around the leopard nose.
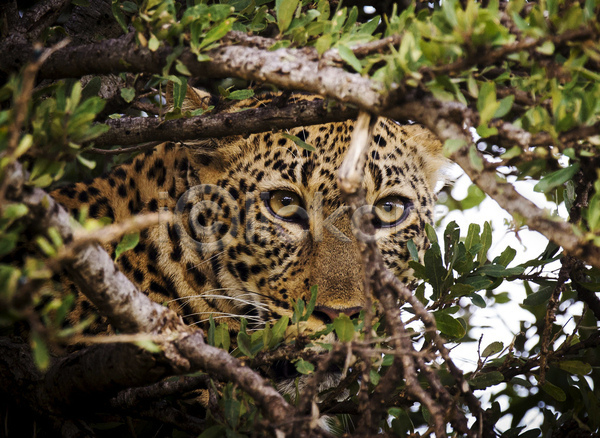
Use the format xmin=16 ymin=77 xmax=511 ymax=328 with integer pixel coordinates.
xmin=313 ymin=305 xmax=362 ymax=324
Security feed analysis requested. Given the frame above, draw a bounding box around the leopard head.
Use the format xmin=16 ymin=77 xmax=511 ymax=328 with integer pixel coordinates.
xmin=167 ymin=88 xmax=446 ymax=336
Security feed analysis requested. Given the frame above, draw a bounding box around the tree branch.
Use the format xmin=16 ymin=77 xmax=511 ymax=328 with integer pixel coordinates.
xmin=88 ymin=98 xmax=359 ymax=149
xmin=0 ymin=35 xmax=395 ymax=111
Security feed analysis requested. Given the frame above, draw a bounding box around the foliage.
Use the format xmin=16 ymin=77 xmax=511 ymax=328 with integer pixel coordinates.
xmin=1 ymin=0 xmax=600 ymax=437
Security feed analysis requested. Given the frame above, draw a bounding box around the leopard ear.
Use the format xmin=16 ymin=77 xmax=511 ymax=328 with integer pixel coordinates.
xmin=165 ymin=82 xmax=214 ymax=112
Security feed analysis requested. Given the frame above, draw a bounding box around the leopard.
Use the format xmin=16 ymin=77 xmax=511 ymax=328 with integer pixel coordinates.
xmin=51 ymin=87 xmax=445 ymax=342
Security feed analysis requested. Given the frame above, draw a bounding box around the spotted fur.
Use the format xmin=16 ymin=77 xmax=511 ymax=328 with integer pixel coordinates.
xmin=52 ymin=90 xmax=445 ymax=335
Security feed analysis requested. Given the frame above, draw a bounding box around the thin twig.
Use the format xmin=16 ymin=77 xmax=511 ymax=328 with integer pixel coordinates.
xmin=87 ymin=141 xmax=163 ymax=155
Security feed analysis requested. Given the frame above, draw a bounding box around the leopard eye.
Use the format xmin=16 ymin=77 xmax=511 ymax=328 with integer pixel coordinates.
xmin=266 ymin=190 xmax=307 ymax=223
xmin=373 ymin=196 xmax=410 ymax=228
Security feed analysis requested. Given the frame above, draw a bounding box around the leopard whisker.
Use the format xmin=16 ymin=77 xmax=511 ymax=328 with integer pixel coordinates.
xmin=167 ymin=292 xmax=270 ymax=312
xmin=191 ymin=313 xmax=265 ymax=325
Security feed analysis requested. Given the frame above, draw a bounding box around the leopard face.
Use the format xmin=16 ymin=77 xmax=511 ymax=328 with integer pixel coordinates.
xmin=52 ymin=92 xmax=445 ymax=336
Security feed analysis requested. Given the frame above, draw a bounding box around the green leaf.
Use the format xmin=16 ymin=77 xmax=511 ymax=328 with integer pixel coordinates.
xmin=443 ymin=220 xmax=460 ymax=265
xmin=171 ymin=77 xmax=187 ymax=109
xmin=30 ymin=331 xmax=50 ymax=371
xmin=295 ymin=358 xmax=315 ymax=375
xmin=2 ymin=203 xmax=28 ymax=221
xmin=199 ymin=19 xmax=235 ymax=50
xmin=36 ymin=236 xmax=56 ymax=257
xmin=533 ymin=163 xmax=580 ymax=193
xmin=468 ymin=145 xmax=484 ymax=172
xmin=261 ymin=322 xmax=272 ymax=350
xmin=536 ymin=40 xmax=555 ymax=55
xmin=449 ymin=283 xmax=475 ymax=298
xmin=409 ymin=260 xmax=427 ymax=280
xmin=477 ymin=81 xmax=500 ymax=125
xmin=301 ymin=285 xmax=318 ymax=322
xmin=475 ymin=264 xmax=525 ymax=277
xmin=315 ymin=33 xmax=332 ymax=55
xmin=494 ymin=95 xmax=515 ymax=118
xmin=588 ymin=192 xmax=600 ymax=231
xmin=111 ymin=0 xmax=129 ymax=33
xmin=482 ymin=341 xmax=504 ymax=357
xmin=276 ymin=0 xmax=299 ymax=33
xmin=14 ymin=134 xmax=33 ymax=158
xmin=468 ymin=371 xmax=504 ymax=389
xmin=369 ymin=368 xmax=381 ymax=385
xmin=407 ymin=239 xmax=419 ymax=262
xmin=237 ymin=331 xmax=254 ymax=358
xmin=510 ymin=377 xmax=533 ymax=388
xmin=382 ymin=354 xmax=394 ymax=367
xmin=434 ymin=312 xmax=466 ymax=339
xmin=228 ymin=89 xmax=255 ymax=100
xmin=461 ymin=184 xmax=486 ymax=209
xmin=424 ymin=243 xmax=445 ymax=299
xmin=558 ymin=360 xmax=592 ymax=375
xmin=283 ymin=133 xmax=315 ymax=152
xmin=501 ymin=146 xmax=522 ymax=159
xmin=214 ymin=322 xmax=230 ymax=350
xmin=135 ymin=339 xmax=162 ymax=353
xmin=425 ymin=223 xmax=438 ymax=244
xmin=333 ymin=314 xmax=354 ymax=342
xmin=223 ymin=398 xmax=241 ymax=428
xmin=469 ymin=292 xmax=487 ymax=308
xmin=292 ymin=297 xmax=305 ymax=324
xmin=175 ymin=60 xmax=192 ymax=76
xmin=120 ymin=87 xmax=135 ymax=103
xmin=540 ymin=380 xmax=566 ymax=402
xmin=337 ymin=44 xmax=362 ymax=72
xmin=477 ymin=222 xmax=492 ymax=265
xmin=269 ymin=315 xmax=289 ymax=348
xmin=114 ymin=232 xmax=139 ymax=260
xmin=523 ymin=285 xmax=554 ymax=306
xmin=120 ymin=1 xmax=137 ymax=13
xmin=496 ymin=246 xmax=517 ymax=267
xmin=442 ymin=138 xmax=467 ymax=157
xmin=464 ymin=223 xmax=481 ymax=252
xmin=74 ymin=124 xmax=109 ymax=143
xmin=390 ymin=407 xmax=414 ymax=435
xmin=148 ymin=33 xmax=160 ymax=51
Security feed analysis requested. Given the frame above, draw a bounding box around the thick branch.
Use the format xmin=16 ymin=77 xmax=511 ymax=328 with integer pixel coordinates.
xmin=1 ymin=35 xmax=394 ymax=111
xmin=89 ymin=98 xmax=359 ymax=148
